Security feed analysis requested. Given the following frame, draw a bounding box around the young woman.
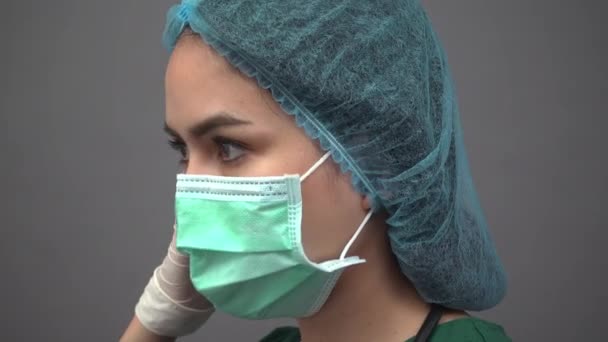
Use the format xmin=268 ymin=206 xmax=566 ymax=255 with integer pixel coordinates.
xmin=121 ymin=1 xmax=511 ymax=341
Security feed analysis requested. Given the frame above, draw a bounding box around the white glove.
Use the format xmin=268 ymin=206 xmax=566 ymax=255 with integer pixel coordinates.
xmin=135 ymin=226 xmax=214 ymax=337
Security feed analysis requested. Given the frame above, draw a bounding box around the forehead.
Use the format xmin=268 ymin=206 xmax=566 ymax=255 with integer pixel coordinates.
xmin=167 ymin=34 xmax=237 ymax=80
xmin=164 ymin=34 xmax=286 ymax=128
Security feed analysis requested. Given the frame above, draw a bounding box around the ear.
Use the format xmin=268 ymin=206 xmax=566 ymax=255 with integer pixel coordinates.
xmin=361 ymin=195 xmax=372 ymax=211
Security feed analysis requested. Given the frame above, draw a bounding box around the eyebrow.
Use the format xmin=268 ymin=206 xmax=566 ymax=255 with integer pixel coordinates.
xmin=164 ymin=112 xmax=252 ymax=139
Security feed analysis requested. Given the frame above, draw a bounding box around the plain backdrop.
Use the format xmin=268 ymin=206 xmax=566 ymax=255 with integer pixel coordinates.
xmin=1 ymin=1 xmax=606 ymax=341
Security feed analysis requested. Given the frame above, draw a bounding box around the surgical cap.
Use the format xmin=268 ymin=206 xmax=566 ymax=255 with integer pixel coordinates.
xmin=163 ymin=0 xmax=507 ymax=311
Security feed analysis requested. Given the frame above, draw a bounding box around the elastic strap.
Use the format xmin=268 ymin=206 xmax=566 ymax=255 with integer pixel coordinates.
xmin=300 ymin=150 xmax=373 ymax=261
xmin=413 ymin=304 xmax=443 ymax=342
xmin=300 ymin=152 xmax=332 ymax=181
xmin=339 ymin=209 xmax=373 ymax=259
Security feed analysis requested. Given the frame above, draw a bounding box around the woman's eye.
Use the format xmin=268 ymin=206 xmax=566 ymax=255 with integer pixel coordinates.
xmin=216 ymin=138 xmax=246 ymax=162
xmin=168 ymin=139 xmax=189 ymax=164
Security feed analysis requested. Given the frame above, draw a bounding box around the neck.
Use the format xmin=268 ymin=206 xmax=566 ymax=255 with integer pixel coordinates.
xmin=297 ymin=217 xmax=465 ymax=342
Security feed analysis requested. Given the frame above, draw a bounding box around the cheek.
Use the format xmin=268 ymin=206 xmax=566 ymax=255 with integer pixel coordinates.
xmin=299 ymin=170 xmax=365 ymax=262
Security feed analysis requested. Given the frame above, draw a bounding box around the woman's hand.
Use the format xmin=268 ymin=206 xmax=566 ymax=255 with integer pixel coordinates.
xmin=120 ymin=316 xmax=175 ymax=342
xmin=121 ymin=226 xmax=214 ymax=341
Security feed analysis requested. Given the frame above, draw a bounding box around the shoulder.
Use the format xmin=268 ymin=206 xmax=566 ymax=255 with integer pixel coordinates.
xmin=259 ymin=326 xmax=300 ymax=342
xmin=261 ymin=318 xmax=511 ymax=342
xmin=425 ymin=317 xmax=512 ymax=342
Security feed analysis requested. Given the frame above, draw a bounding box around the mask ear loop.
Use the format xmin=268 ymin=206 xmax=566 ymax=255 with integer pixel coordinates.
xmin=299 ymin=151 xmax=373 ymax=260
xmin=300 ymin=152 xmax=332 ymax=182
xmin=340 ymin=209 xmax=373 ymax=260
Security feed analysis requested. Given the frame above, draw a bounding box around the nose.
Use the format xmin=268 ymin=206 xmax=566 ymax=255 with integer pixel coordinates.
xmin=183 ymin=154 xmax=220 ymax=176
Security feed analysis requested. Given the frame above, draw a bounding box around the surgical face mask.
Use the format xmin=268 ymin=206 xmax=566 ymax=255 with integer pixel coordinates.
xmin=174 ymin=152 xmax=373 ymax=319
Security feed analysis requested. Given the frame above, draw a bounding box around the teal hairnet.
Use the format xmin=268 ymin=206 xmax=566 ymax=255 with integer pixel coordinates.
xmin=163 ymin=0 xmax=507 ymax=311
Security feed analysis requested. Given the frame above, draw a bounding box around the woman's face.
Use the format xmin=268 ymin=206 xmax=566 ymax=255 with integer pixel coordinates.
xmin=164 ymin=34 xmax=371 ymax=262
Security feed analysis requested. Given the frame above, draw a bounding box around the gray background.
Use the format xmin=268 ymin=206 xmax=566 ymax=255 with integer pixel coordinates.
xmin=1 ymin=1 xmax=606 ymax=341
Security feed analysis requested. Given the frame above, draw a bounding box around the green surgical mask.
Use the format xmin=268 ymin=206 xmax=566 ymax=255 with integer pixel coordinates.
xmin=175 ymin=152 xmax=373 ymax=319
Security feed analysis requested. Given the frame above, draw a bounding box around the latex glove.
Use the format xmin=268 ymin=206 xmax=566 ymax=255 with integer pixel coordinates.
xmin=135 ymin=226 xmax=214 ymax=337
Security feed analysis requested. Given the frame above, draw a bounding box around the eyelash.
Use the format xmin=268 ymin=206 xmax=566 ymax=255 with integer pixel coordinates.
xmin=167 ymin=139 xmax=188 ymax=165
xmin=167 ymin=137 xmax=247 ymax=166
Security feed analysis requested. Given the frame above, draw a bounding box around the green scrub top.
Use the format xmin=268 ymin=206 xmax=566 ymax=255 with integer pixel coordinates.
xmin=259 ymin=317 xmax=511 ymax=342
